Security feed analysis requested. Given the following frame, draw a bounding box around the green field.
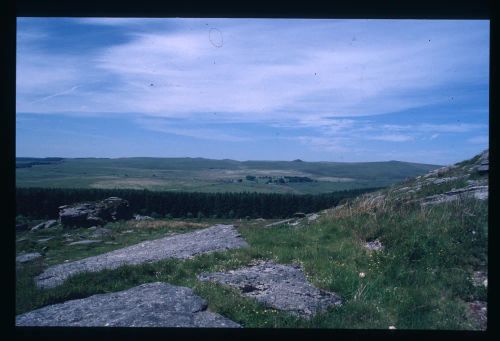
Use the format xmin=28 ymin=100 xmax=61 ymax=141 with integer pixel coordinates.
xmin=15 ymin=153 xmax=487 ymax=329
xmin=16 ymin=157 xmax=441 ymax=194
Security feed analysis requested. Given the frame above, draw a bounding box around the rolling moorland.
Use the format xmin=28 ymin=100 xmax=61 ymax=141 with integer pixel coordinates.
xmin=16 ymin=157 xmax=441 ymax=194
xmin=15 ymin=150 xmax=488 ymax=329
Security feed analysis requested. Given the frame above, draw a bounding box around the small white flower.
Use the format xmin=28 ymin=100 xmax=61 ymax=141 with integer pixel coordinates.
xmin=359 ymin=272 xmax=366 ymax=278
xmin=389 ymin=326 xmax=396 ymax=329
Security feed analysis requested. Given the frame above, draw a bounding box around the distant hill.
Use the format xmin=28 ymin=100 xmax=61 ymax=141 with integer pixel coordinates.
xmin=15 ymin=157 xmax=441 ymax=194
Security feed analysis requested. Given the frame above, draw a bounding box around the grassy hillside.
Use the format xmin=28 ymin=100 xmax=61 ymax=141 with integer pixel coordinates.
xmin=16 ymin=151 xmax=487 ymax=329
xmin=16 ymin=157 xmax=440 ymax=194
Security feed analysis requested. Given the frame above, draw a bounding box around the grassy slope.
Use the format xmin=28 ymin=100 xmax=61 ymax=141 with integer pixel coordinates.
xmin=16 ymin=157 xmax=440 ymax=194
xmin=16 ymin=153 xmax=486 ymax=329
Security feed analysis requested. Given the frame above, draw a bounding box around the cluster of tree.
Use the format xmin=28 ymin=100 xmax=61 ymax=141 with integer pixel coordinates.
xmin=15 ymin=157 xmax=65 ymax=169
xmin=16 ymin=187 xmax=382 ymax=220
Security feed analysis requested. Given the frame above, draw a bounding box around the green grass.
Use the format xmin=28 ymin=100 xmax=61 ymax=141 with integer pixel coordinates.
xmin=16 ymin=157 xmax=440 ymax=194
xmin=16 ymin=197 xmax=487 ymax=329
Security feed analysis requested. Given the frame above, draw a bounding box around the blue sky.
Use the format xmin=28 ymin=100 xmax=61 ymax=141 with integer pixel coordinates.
xmin=16 ymin=18 xmax=489 ymax=164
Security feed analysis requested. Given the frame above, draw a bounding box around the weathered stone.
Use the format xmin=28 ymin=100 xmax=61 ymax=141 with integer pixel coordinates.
xmin=16 ymin=252 xmax=42 ymax=264
xmin=477 ymin=164 xmax=488 ymax=174
xmin=431 ymin=177 xmax=459 ymax=185
xmin=134 ymin=214 xmax=153 ymax=221
xmin=59 ymin=197 xmax=132 ymax=228
xmin=420 ymin=186 xmax=488 ymax=206
xmin=68 ymin=240 xmax=102 ymax=246
xmin=36 ymin=224 xmax=248 ymax=289
xmin=471 ymin=271 xmax=488 ymax=288
xmin=364 ymin=239 xmax=384 ymax=251
xmin=16 ymin=282 xmax=240 ymax=328
xmin=37 ymin=237 xmax=54 ymax=243
xmin=307 ymin=213 xmax=319 ymax=222
xmin=90 ymin=227 xmax=112 ymax=238
xmin=31 ymin=219 xmax=58 ymax=231
xmin=265 ymin=218 xmax=295 ymax=227
xmin=198 ymin=261 xmax=342 ymax=318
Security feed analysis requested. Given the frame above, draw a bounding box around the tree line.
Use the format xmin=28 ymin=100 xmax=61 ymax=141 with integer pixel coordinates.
xmin=16 ymin=187 xmax=381 ymax=220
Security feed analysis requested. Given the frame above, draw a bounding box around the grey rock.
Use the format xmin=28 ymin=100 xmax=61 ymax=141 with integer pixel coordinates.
xmin=37 ymin=237 xmax=54 ymax=243
xmin=265 ymin=218 xmax=295 ymax=227
xmin=431 ymin=177 xmax=459 ymax=185
xmin=90 ymin=228 xmax=112 ymax=238
xmin=477 ymin=164 xmax=488 ymax=174
xmin=36 ymin=224 xmax=248 ymax=289
xmin=293 ymin=212 xmax=306 ymax=218
xmin=364 ymin=239 xmax=384 ymax=251
xmin=198 ymin=261 xmax=342 ymax=318
xmin=307 ymin=213 xmax=320 ymax=222
xmin=16 ymin=252 xmax=42 ymax=264
xmin=471 ymin=271 xmax=488 ymax=288
xmin=16 ymin=282 xmax=240 ymax=328
xmin=68 ymin=239 xmax=102 ymax=246
xmin=134 ymin=214 xmax=153 ymax=221
xmin=31 ymin=219 xmax=58 ymax=230
xmin=59 ymin=197 xmax=132 ymax=228
xmin=420 ymin=185 xmax=488 ymax=206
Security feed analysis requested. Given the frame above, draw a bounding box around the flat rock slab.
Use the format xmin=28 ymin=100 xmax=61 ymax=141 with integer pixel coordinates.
xmin=36 ymin=224 xmax=247 ymax=289
xmin=16 ymin=252 xmax=43 ymax=264
xmin=198 ymin=261 xmax=342 ymax=318
xmin=420 ymin=185 xmax=488 ymax=206
xmin=68 ymin=239 xmax=102 ymax=246
xmin=16 ymin=282 xmax=240 ymax=328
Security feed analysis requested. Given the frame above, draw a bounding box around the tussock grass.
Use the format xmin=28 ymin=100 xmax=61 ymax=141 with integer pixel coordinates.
xmin=16 ymin=195 xmax=487 ymax=329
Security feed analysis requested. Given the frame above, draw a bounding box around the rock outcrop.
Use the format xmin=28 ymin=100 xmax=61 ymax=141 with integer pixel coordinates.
xmin=16 ymin=252 xmax=43 ymax=264
xmin=16 ymin=282 xmax=241 ymax=327
xmin=36 ymin=224 xmax=248 ymax=289
xmin=59 ymin=197 xmax=132 ymax=228
xmin=134 ymin=215 xmax=153 ymax=221
xmin=420 ymin=185 xmax=488 ymax=206
xmin=31 ymin=219 xmax=58 ymax=231
xmin=198 ymin=260 xmax=342 ymax=318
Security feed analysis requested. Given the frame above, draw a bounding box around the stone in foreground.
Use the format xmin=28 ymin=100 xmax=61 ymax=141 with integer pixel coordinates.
xmin=16 ymin=252 xmax=42 ymax=264
xmin=16 ymin=282 xmax=240 ymax=328
xmin=36 ymin=224 xmax=248 ymax=289
xmin=198 ymin=261 xmax=342 ymax=318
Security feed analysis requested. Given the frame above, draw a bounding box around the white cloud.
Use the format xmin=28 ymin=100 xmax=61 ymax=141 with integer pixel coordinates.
xmin=369 ymin=134 xmax=414 ymax=142
xmin=16 ymin=19 xmax=489 ymax=127
xmin=297 ymin=136 xmax=352 ymax=152
xmin=467 ymin=135 xmax=488 ymax=144
xmin=135 ymin=118 xmax=250 ymax=142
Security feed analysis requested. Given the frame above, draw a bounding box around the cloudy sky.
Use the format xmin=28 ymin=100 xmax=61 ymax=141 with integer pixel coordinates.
xmin=16 ymin=18 xmax=489 ymax=164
